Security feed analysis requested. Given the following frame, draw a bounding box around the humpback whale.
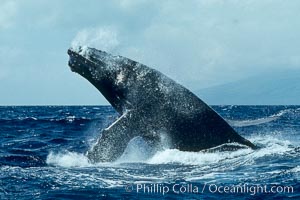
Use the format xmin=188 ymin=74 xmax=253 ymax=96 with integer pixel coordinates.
xmin=68 ymin=46 xmax=256 ymax=163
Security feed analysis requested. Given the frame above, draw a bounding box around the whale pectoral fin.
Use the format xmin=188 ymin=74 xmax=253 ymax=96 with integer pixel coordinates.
xmin=86 ymin=111 xmax=136 ymax=163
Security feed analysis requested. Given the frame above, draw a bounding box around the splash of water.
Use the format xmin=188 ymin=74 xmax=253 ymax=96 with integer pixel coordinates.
xmin=71 ymin=27 xmax=119 ymax=53
xmin=46 ymin=134 xmax=295 ymax=168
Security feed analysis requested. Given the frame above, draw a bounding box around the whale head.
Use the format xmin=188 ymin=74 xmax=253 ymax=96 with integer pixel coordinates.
xmin=68 ymin=46 xmax=140 ymax=113
xmin=68 ymin=46 xmax=119 ymax=81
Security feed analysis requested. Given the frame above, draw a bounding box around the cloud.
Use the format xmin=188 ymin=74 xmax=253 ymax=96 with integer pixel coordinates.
xmin=118 ymin=0 xmax=150 ymax=10
xmin=0 ymin=0 xmax=17 ymax=29
xmin=2 ymin=0 xmax=300 ymax=104
xmin=104 ymin=0 xmax=300 ymax=89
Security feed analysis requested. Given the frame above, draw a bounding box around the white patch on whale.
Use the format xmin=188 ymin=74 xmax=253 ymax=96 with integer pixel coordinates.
xmin=116 ymin=71 xmax=125 ymax=84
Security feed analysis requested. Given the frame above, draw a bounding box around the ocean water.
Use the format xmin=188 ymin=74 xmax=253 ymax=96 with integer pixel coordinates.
xmin=0 ymin=106 xmax=299 ymax=199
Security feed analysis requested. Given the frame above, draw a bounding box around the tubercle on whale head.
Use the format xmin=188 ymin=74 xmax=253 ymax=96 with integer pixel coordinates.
xmin=67 ymin=46 xmax=122 ymax=77
xmin=67 ymin=47 xmax=109 ymax=79
xmin=67 ymin=46 xmax=138 ymax=88
xmin=68 ymin=46 xmax=112 ymax=66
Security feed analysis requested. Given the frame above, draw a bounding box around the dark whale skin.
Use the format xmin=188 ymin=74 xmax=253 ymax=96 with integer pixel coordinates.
xmin=68 ymin=47 xmax=256 ymax=162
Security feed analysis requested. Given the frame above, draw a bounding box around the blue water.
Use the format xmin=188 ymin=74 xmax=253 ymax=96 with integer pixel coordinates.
xmin=0 ymin=106 xmax=299 ymax=199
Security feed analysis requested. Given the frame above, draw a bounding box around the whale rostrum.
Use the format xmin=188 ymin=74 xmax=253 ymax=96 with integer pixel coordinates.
xmin=68 ymin=46 xmax=256 ymax=163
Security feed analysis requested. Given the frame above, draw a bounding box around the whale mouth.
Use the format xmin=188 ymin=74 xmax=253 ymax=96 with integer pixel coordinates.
xmin=68 ymin=49 xmax=81 ymax=72
xmin=67 ymin=48 xmax=93 ymax=74
xmin=67 ymin=49 xmax=81 ymax=72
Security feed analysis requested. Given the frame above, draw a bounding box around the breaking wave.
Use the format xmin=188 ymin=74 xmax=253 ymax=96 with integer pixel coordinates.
xmin=227 ymin=108 xmax=293 ymax=127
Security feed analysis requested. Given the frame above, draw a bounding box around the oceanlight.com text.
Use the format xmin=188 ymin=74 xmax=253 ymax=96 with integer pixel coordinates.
xmin=125 ymin=183 xmax=294 ymax=196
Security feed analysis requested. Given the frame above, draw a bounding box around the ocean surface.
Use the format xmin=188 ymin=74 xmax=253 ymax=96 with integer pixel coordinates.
xmin=0 ymin=106 xmax=299 ymax=199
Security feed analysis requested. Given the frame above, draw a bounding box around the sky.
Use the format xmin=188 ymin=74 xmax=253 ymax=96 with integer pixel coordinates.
xmin=1 ymin=0 xmax=300 ymax=105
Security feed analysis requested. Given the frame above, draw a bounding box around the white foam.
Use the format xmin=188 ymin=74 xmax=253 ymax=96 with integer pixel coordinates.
xmin=251 ymin=135 xmax=292 ymax=158
xmin=290 ymin=166 xmax=300 ymax=173
xmin=46 ymin=151 xmax=92 ymax=168
xmin=66 ymin=115 xmax=75 ymax=122
xmin=147 ymin=148 xmax=252 ymax=165
xmin=46 ymin=133 xmax=295 ymax=169
xmin=46 ymin=138 xmax=152 ymax=168
xmin=148 ymin=134 xmax=295 ymax=165
xmin=17 ymin=117 xmax=38 ymax=121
